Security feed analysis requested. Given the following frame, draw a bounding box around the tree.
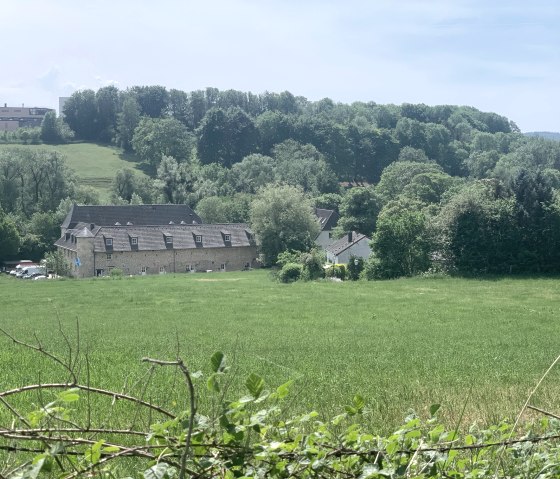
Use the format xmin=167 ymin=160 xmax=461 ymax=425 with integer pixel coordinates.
xmin=196 ymin=107 xmax=260 ymax=167
xmin=40 ymin=111 xmax=63 ymax=144
xmin=115 ymin=94 xmax=141 ymax=151
xmin=0 ymin=209 xmax=20 ymax=262
xmin=229 ymin=154 xmax=276 ymax=194
xmin=376 ymin=161 xmax=443 ymax=203
xmin=62 ymin=89 xmax=99 ymax=141
xmin=130 ymin=85 xmax=169 ymax=118
xmin=272 ymin=140 xmax=339 ymax=195
xmin=44 ymin=249 xmax=71 ymax=276
xmin=250 ymin=185 xmax=319 ymax=266
xmin=370 ymin=210 xmax=432 ymax=279
xmin=132 ymin=117 xmax=195 ymax=166
xmin=336 ymin=187 xmax=381 ymax=237
xmin=96 ymin=85 xmax=120 ymax=143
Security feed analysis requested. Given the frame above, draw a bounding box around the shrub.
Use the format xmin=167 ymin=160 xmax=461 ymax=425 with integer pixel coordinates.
xmin=110 ymin=268 xmax=124 ymax=279
xmin=347 ymin=255 xmax=364 ymax=280
xmin=300 ymin=249 xmax=325 ymax=281
xmin=326 ymin=263 xmax=346 ymax=280
xmin=278 ymin=263 xmax=303 ymax=283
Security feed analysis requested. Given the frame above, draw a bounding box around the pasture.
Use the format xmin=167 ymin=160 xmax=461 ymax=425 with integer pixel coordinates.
xmin=1 ymin=271 xmax=560 ymax=433
xmin=0 ymin=143 xmax=147 ymax=200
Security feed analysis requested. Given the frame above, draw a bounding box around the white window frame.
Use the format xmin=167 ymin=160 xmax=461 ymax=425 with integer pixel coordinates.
xmin=220 ymin=263 xmax=226 ymax=271
xmin=165 ymin=236 xmax=173 ymax=244
xmin=106 ymin=253 xmax=112 ymax=260
xmin=224 ymin=234 xmax=231 ymax=242
xmin=159 ymin=266 xmax=166 ymax=273
xmin=195 ymin=235 xmax=202 ymax=243
xmin=105 ymin=238 xmax=113 ymax=247
xmin=131 ymin=237 xmax=138 ymax=245
xmin=141 ymin=266 xmax=147 ymax=273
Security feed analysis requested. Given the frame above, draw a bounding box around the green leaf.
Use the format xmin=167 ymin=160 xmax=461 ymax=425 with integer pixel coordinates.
xmin=207 ymin=373 xmax=220 ymax=392
xmin=144 ymin=463 xmax=176 ymax=479
xmin=353 ymin=394 xmax=365 ymax=412
xmin=275 ymin=380 xmax=293 ymax=399
xmin=211 ymin=351 xmax=225 ymax=373
xmin=429 ymin=403 xmax=441 ymax=417
xmin=57 ymin=388 xmax=80 ymax=403
xmin=246 ymin=373 xmax=264 ymax=399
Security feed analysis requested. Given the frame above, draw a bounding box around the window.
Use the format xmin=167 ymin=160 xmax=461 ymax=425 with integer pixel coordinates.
xmin=165 ymin=236 xmax=173 ymax=244
xmin=220 ymin=263 xmax=226 ymax=271
xmin=105 ymin=238 xmax=113 ymax=246
xmin=141 ymin=266 xmax=147 ymax=274
xmin=131 ymin=237 xmax=138 ymax=245
xmin=195 ymin=235 xmax=202 ymax=243
xmin=159 ymin=266 xmax=166 ymax=273
xmin=106 ymin=253 xmax=112 ymax=260
xmin=224 ymin=234 xmax=231 ymax=242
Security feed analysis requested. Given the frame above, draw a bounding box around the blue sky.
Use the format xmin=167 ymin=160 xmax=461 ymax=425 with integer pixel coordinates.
xmin=3 ymin=0 xmax=559 ymax=132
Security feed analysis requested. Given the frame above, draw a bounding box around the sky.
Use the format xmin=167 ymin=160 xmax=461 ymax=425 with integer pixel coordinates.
xmin=2 ymin=0 xmax=559 ymax=132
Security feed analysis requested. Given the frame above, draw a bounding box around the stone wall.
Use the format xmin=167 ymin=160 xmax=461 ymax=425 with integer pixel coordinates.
xmin=91 ymin=246 xmax=259 ymax=277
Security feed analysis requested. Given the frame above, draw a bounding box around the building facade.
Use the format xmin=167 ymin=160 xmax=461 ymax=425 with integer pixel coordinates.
xmin=0 ymin=105 xmax=54 ymax=131
xmin=326 ymin=231 xmax=371 ymax=264
xmin=55 ymin=204 xmax=258 ymax=278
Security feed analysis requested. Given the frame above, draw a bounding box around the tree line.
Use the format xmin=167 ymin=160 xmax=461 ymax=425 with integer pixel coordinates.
xmin=2 ymin=85 xmax=560 ymax=277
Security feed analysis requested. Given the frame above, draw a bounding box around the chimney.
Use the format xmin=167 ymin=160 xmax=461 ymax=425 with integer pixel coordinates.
xmin=347 ymin=232 xmax=353 ymax=242
xmin=3 ymin=103 xmax=6 ymax=108
xmin=90 ymin=223 xmax=95 ymax=230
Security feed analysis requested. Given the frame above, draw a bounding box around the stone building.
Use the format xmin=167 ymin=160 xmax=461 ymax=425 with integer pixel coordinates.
xmin=55 ymin=204 xmax=258 ymax=278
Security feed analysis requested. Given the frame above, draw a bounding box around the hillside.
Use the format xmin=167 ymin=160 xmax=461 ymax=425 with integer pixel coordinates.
xmin=0 ymin=142 xmax=148 ymax=201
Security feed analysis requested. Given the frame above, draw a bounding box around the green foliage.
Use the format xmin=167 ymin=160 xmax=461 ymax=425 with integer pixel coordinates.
xmin=325 ymin=263 xmax=346 ymax=280
xmin=370 ymin=210 xmax=432 ymax=279
xmin=5 ymin=346 xmax=560 ymax=478
xmin=110 ymin=268 xmax=124 ymax=279
xmin=44 ymin=249 xmax=71 ymax=276
xmin=347 ymin=255 xmax=364 ymax=280
xmin=250 ymin=184 xmax=320 ymax=266
xmin=277 ymin=262 xmax=303 ymax=283
xmin=300 ymin=248 xmax=326 ymax=281
xmin=0 ymin=208 xmax=20 ymax=262
xmin=336 ymin=186 xmax=381 ymax=237
xmin=132 ymin=117 xmax=195 ymax=166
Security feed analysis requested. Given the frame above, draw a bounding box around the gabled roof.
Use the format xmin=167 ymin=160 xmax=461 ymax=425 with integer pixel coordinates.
xmin=314 ymin=208 xmax=339 ymax=231
xmin=61 ymin=204 xmax=202 ymax=230
xmin=326 ymin=231 xmax=369 ymax=256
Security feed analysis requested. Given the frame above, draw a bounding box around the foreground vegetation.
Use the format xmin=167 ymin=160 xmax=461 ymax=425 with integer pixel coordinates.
xmin=2 ymin=271 xmax=560 ymax=477
xmin=2 ymin=271 xmax=560 ymax=430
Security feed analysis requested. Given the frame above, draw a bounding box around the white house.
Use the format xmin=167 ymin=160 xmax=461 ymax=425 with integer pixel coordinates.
xmin=314 ymin=208 xmax=339 ymax=250
xmin=326 ymin=231 xmax=371 ymax=264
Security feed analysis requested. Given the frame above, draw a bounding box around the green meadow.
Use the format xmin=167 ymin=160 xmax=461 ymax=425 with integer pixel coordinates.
xmin=1 ymin=271 xmax=560 ymax=433
xmin=0 ymin=143 xmax=147 ymax=200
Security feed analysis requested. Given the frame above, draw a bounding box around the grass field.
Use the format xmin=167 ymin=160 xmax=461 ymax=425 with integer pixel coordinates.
xmin=0 ymin=143 xmax=148 ymax=200
xmin=1 ymin=271 xmax=560 ymax=434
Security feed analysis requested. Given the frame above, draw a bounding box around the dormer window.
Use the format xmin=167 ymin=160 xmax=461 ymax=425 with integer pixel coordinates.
xmin=224 ymin=234 xmax=231 ymax=242
xmin=131 ymin=237 xmax=138 ymax=246
xmin=195 ymin=235 xmax=202 ymax=243
xmin=105 ymin=238 xmax=113 ymax=247
xmin=165 ymin=236 xmax=173 ymax=244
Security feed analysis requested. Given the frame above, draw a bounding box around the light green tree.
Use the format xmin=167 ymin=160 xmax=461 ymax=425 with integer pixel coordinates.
xmin=250 ymin=184 xmax=319 ymax=266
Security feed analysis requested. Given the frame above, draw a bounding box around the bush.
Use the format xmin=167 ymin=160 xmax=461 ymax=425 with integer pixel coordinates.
xmin=361 ymin=256 xmax=379 ymax=280
xmin=300 ymin=249 xmax=325 ymax=281
xmin=325 ymin=263 xmax=346 ymax=280
xmin=347 ymin=255 xmax=364 ymax=280
xmin=110 ymin=268 xmax=124 ymax=279
xmin=278 ymin=263 xmax=303 ymax=283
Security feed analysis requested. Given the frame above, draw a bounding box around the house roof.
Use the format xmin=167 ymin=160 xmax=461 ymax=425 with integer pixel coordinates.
xmin=326 ymin=231 xmax=369 ymax=256
xmin=55 ymin=223 xmax=255 ymax=253
xmin=61 ymin=204 xmax=202 ymax=230
xmin=314 ymin=208 xmax=339 ymax=231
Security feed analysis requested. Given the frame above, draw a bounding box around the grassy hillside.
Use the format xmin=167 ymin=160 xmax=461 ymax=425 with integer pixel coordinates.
xmin=0 ymin=143 xmax=149 ymax=201
xmin=1 ymin=271 xmax=560 ymax=433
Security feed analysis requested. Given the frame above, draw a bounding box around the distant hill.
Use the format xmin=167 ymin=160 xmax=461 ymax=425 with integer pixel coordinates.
xmin=0 ymin=143 xmax=147 ymax=201
xmin=524 ymin=131 xmax=560 ymax=141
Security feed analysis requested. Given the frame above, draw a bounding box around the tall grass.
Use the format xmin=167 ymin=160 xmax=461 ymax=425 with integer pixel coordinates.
xmin=1 ymin=271 xmax=560 ymax=432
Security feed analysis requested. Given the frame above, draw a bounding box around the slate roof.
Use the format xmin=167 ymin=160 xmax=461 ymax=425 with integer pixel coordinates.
xmin=61 ymin=204 xmax=202 ymax=230
xmin=326 ymin=231 xmax=369 ymax=256
xmin=56 ymin=224 xmax=254 ymax=253
xmin=314 ymin=208 xmax=339 ymax=231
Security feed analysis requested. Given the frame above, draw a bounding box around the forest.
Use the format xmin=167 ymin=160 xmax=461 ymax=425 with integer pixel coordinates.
xmin=2 ymin=85 xmax=560 ymax=277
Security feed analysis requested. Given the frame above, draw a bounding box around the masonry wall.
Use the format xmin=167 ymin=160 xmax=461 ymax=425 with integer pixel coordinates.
xmin=91 ymin=246 xmax=259 ymax=277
